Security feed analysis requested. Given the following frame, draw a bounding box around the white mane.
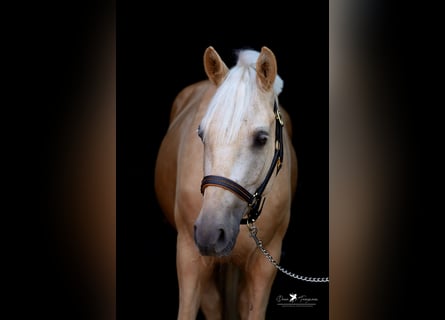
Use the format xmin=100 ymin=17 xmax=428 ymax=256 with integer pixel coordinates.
xmin=200 ymin=49 xmax=283 ymax=144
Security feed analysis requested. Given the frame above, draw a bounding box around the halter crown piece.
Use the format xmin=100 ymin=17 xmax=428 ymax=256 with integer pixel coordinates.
xmin=200 ymin=99 xmax=284 ymax=224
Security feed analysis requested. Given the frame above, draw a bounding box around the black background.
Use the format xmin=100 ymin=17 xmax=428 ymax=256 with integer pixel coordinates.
xmin=117 ymin=3 xmax=329 ymax=319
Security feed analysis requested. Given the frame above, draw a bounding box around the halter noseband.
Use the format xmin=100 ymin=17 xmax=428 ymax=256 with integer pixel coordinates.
xmin=200 ymin=99 xmax=284 ymax=224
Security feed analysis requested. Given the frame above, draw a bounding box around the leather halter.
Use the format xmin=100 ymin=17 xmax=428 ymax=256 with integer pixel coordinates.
xmin=200 ymin=99 xmax=284 ymax=224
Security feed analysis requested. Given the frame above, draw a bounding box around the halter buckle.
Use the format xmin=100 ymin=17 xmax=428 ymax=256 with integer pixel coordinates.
xmin=248 ymin=192 xmax=260 ymax=209
xmin=276 ymin=109 xmax=284 ymax=126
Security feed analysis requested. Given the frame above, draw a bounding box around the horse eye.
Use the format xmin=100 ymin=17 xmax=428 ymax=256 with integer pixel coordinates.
xmin=254 ymin=132 xmax=268 ymax=146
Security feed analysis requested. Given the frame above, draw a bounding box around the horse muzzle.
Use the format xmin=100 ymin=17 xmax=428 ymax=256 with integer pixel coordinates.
xmin=193 ymin=211 xmax=240 ymax=256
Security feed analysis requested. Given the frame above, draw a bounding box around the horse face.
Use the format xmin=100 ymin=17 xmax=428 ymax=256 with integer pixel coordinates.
xmin=194 ymin=104 xmax=275 ymax=257
xmin=193 ymin=46 xmax=280 ymax=257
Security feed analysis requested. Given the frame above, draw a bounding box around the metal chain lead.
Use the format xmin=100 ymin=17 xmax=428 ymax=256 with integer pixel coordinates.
xmin=247 ymin=222 xmax=329 ymax=283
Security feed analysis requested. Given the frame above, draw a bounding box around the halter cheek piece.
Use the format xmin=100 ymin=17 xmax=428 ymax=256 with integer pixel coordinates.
xmin=200 ymin=99 xmax=284 ymax=224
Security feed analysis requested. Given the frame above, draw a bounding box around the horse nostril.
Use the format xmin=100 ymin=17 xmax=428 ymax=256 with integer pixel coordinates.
xmin=193 ymin=224 xmax=198 ymax=240
xmin=217 ymin=228 xmax=225 ymax=243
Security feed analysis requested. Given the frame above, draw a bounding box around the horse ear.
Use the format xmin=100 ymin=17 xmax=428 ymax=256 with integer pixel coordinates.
xmin=204 ymin=46 xmax=229 ymax=86
xmin=256 ymin=47 xmax=278 ymax=92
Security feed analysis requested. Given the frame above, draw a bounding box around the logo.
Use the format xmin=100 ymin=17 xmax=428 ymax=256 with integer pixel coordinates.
xmin=275 ymin=292 xmax=319 ymax=307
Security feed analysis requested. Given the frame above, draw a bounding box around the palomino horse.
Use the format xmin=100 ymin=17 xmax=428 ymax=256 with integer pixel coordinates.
xmin=154 ymin=46 xmax=297 ymax=319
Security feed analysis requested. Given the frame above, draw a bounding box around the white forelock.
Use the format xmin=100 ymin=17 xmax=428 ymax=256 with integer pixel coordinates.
xmin=236 ymin=49 xmax=283 ymax=96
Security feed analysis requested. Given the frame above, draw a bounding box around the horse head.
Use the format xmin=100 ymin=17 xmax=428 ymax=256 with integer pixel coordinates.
xmin=194 ymin=46 xmax=284 ymax=256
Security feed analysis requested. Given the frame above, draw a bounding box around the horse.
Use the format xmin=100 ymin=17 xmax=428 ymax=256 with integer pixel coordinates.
xmin=154 ymin=46 xmax=297 ymax=319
